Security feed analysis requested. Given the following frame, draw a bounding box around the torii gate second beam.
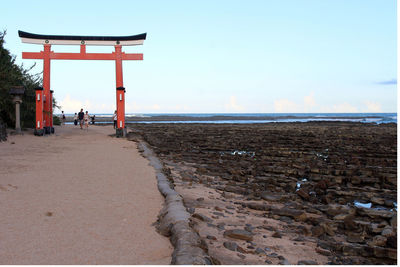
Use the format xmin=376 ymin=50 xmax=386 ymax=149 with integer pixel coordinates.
xmin=19 ymin=30 xmax=146 ymax=137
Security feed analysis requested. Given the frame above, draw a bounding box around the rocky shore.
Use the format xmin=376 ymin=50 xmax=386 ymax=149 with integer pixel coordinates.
xmin=128 ymin=122 xmax=397 ymax=265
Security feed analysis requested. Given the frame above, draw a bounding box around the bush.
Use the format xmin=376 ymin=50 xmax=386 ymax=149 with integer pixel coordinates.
xmin=53 ymin=116 xmax=61 ymax=126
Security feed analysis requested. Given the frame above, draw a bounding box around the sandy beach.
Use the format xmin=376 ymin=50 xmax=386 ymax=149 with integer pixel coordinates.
xmin=0 ymin=125 xmax=172 ymax=264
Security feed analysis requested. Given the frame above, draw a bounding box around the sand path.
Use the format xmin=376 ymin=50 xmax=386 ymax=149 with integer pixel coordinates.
xmin=0 ymin=125 xmax=172 ymax=264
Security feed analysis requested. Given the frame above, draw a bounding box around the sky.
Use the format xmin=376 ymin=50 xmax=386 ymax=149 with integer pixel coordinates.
xmin=2 ymin=0 xmax=397 ymax=114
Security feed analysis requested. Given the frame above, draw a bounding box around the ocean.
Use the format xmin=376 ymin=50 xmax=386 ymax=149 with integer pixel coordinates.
xmin=64 ymin=113 xmax=397 ymax=124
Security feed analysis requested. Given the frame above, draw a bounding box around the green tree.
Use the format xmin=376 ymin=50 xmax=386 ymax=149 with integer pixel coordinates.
xmin=0 ymin=30 xmax=59 ymax=129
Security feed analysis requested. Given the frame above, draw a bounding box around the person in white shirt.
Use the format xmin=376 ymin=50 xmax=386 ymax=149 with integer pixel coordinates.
xmin=73 ymin=113 xmax=78 ymax=126
xmin=113 ymin=110 xmax=117 ymax=129
xmin=84 ymin=111 xmax=90 ymax=130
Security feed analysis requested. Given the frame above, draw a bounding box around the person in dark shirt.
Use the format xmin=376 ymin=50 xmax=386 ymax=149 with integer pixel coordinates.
xmin=91 ymin=115 xmax=95 ymax=125
xmin=78 ymin=108 xmax=84 ymax=129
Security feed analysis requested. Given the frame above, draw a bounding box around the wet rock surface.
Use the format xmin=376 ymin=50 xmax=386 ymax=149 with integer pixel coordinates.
xmin=129 ymin=122 xmax=397 ymax=264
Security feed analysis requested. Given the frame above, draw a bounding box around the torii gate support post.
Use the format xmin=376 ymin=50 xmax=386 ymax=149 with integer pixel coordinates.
xmin=43 ymin=44 xmax=51 ymax=134
xmin=116 ymin=87 xmax=126 ymax=137
xmin=34 ymin=87 xmax=44 ymax=136
xmin=115 ymin=44 xmax=126 ymax=137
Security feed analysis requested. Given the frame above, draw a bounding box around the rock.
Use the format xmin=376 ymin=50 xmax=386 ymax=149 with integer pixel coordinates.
xmin=237 ymin=246 xmax=247 ymax=254
xmin=279 ymin=216 xmax=293 ymax=224
xmin=386 ymin=235 xmax=397 ymax=248
xmin=213 ymin=211 xmax=225 ymax=217
xmin=196 ymin=167 xmax=208 ymax=175
xmin=223 ymin=241 xmax=238 ymax=251
xmin=321 ymin=221 xmax=335 ymax=236
xmin=237 ymin=253 xmax=246 ymax=259
xmin=326 ymin=204 xmax=351 ymax=217
xmin=271 ymin=207 xmax=307 ymax=221
xmin=224 ymin=185 xmax=247 ymax=195
xmin=265 ymin=259 xmax=272 ymax=264
xmin=187 ymin=207 xmax=195 ymax=214
xmin=272 ymin=231 xmax=282 ymax=238
xmin=296 ymin=225 xmax=309 ymax=235
xmin=357 ymin=207 xmax=393 ymax=219
xmin=260 ymin=191 xmax=283 ymax=202
xmin=293 ymin=235 xmax=305 ymax=242
xmin=347 ymin=232 xmax=364 ymax=243
xmin=374 ymin=246 xmax=397 ymax=260
xmin=244 ymin=225 xmax=254 ymax=232
xmin=223 ymin=229 xmax=253 ymax=241
xmin=381 ymin=226 xmax=394 ymax=237
xmin=246 ymin=202 xmax=271 ymax=211
xmin=311 ymin=225 xmax=324 ymax=237
xmin=371 ymin=197 xmax=385 ymax=205
xmin=343 ymin=215 xmax=357 ymax=230
xmin=315 ymin=247 xmax=331 ymax=256
xmin=369 ymin=223 xmax=384 ymax=234
xmin=298 ymin=260 xmax=318 ymax=265
xmin=279 ymin=258 xmax=290 ymax=265
xmin=296 ymin=188 xmax=309 ymax=200
xmin=215 ymin=206 xmax=224 ymax=211
xmin=390 ymin=215 xmax=397 ymax=228
xmin=255 ymin=247 xmax=265 ymax=254
xmin=333 ymin=214 xmax=347 ymax=220
xmin=221 ymin=192 xmax=236 ymax=199
xmin=192 ymin=213 xmax=213 ymax=222
xmin=206 ymin=235 xmax=217 ymax=240
xmin=341 ymin=243 xmax=363 ymax=256
xmin=368 ymin=235 xmax=387 ymax=247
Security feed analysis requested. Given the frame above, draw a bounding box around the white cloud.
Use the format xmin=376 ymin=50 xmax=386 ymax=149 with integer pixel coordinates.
xmin=364 ymin=101 xmax=382 ymax=112
xmin=273 ymin=98 xmax=299 ymax=112
xmin=58 ymin=94 xmax=114 ymax=113
xmin=58 ymin=94 xmax=85 ymax=113
xmin=274 ymin=93 xmax=360 ymax=113
xmin=125 ymin=102 xmax=164 ymax=113
xmin=274 ymin=92 xmax=315 ymax=113
xmin=225 ymin=96 xmax=245 ymax=112
xmin=151 ymin=104 xmax=161 ymax=110
xmin=303 ymin=92 xmax=316 ymax=110
xmin=331 ymin=102 xmax=358 ymax=113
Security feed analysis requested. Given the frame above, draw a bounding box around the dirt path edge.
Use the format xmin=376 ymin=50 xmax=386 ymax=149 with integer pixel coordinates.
xmin=129 ymin=135 xmax=212 ymax=264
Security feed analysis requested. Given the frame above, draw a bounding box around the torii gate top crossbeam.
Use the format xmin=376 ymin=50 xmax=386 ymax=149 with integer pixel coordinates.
xmin=18 ymin=30 xmax=146 ymax=46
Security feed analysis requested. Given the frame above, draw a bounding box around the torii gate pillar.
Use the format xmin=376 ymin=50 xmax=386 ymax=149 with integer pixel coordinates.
xmin=115 ymin=45 xmax=126 ymax=137
xmin=34 ymin=87 xmax=44 ymax=136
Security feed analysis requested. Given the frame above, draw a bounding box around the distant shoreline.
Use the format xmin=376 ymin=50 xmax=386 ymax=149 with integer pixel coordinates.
xmin=59 ymin=113 xmax=397 ymax=124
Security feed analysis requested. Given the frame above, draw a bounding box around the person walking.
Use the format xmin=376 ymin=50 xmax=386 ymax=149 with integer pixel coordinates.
xmin=73 ymin=113 xmax=78 ymax=126
xmin=91 ymin=115 xmax=96 ymax=125
xmin=61 ymin=111 xmax=66 ymax=125
xmin=78 ymin=109 xmax=84 ymax=129
xmin=113 ymin=110 xmax=117 ymax=129
xmin=84 ymin=111 xmax=90 ymax=130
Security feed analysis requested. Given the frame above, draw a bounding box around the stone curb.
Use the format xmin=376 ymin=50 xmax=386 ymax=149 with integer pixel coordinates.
xmin=135 ymin=140 xmax=212 ymax=265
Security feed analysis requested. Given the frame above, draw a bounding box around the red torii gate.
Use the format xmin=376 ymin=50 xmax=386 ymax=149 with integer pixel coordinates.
xmin=18 ymin=31 xmax=146 ymax=137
